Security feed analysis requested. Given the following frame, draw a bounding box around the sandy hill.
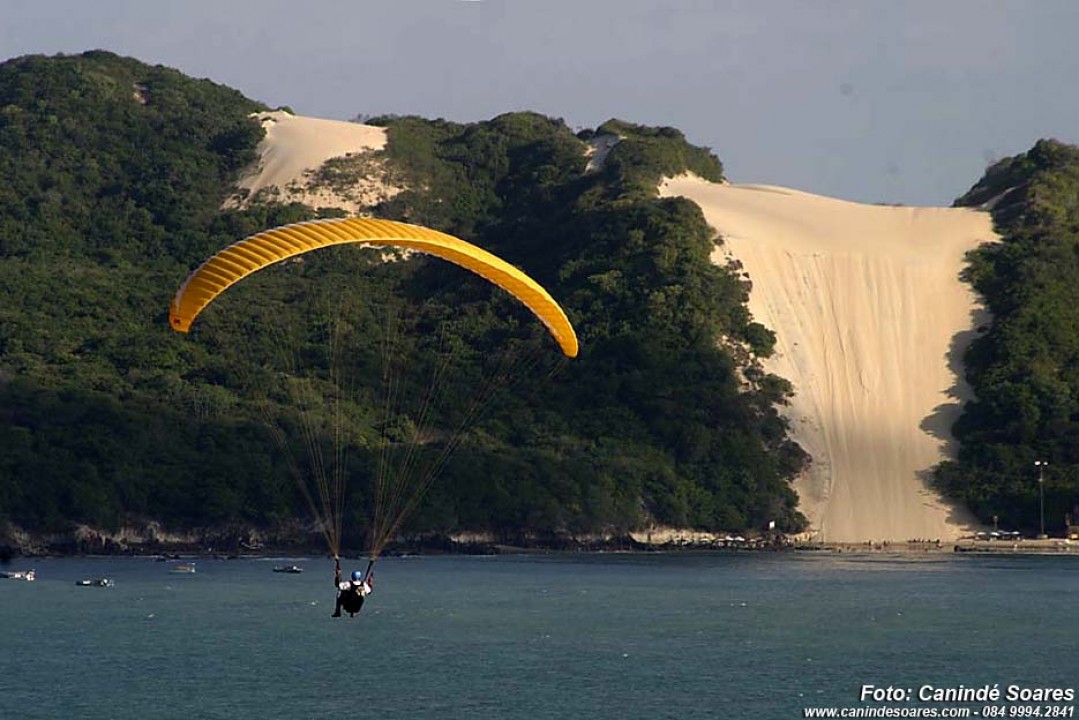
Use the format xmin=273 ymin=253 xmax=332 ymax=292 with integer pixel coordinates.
xmin=660 ymin=175 xmax=999 ymax=542
xmin=225 ymin=110 xmax=399 ymax=213
xmin=220 ymin=109 xmax=994 ymax=542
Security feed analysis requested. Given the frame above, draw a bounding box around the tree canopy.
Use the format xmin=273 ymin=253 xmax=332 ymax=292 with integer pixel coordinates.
xmin=0 ymin=51 xmax=801 ymax=547
xmin=934 ymin=140 xmax=1079 ymax=534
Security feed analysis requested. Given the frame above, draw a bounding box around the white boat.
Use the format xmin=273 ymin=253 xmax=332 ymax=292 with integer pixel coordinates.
xmin=76 ymin=578 xmax=114 ymax=587
xmin=272 ymin=565 xmax=303 ymax=574
xmin=1 ymin=569 xmax=35 ymax=581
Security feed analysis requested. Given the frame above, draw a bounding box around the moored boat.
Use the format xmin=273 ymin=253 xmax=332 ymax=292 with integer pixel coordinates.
xmin=1 ymin=569 xmax=35 ymax=581
xmin=273 ymin=565 xmax=303 ymax=574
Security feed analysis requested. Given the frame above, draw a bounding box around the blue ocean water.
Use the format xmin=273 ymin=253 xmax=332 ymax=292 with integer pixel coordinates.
xmin=1 ymin=552 xmax=1076 ymax=719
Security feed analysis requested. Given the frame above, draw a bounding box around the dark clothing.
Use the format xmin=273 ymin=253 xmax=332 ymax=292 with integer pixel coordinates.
xmin=336 ymin=587 xmax=365 ymax=616
xmin=332 ymin=562 xmax=372 ymax=617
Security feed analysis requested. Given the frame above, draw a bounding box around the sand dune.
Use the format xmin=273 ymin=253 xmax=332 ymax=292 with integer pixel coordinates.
xmin=659 ymin=175 xmax=998 ymax=542
xmin=226 ymin=110 xmax=398 ymax=213
xmin=585 ymin=134 xmax=620 ymax=173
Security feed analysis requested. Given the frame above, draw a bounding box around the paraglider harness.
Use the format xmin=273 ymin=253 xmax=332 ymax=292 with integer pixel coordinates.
xmin=333 ymin=558 xmax=375 ymax=618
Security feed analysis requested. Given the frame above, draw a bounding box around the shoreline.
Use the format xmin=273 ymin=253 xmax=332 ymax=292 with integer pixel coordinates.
xmin=5 ymin=529 xmax=1078 ymax=561
xmin=0 ymin=532 xmax=791 ymax=560
xmin=1 ymin=519 xmax=798 ymax=560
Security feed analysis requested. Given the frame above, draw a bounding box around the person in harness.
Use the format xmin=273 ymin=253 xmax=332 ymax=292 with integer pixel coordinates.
xmin=332 ymin=557 xmax=374 ymax=618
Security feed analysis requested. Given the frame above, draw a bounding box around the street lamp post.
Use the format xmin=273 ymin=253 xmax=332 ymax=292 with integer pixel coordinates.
xmin=1034 ymin=461 xmax=1049 ymax=539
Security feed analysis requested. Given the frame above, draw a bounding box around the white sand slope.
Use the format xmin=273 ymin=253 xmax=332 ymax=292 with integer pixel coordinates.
xmin=659 ymin=175 xmax=998 ymax=542
xmin=585 ymin=134 xmax=620 ymax=173
xmin=226 ymin=110 xmax=399 ymax=213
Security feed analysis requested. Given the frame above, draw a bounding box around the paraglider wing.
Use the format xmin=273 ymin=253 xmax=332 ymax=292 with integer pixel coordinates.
xmin=168 ymin=217 xmax=578 ymax=358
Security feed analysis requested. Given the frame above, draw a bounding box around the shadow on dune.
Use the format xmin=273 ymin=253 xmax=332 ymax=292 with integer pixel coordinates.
xmin=917 ymin=297 xmax=993 ymax=530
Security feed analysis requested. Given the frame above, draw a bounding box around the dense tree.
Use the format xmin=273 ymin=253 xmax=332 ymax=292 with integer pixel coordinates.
xmin=0 ymin=52 xmax=809 ymax=549
xmin=935 ymin=140 xmax=1079 ymax=534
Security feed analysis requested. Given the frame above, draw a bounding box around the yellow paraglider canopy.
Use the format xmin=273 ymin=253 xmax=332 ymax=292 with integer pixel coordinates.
xmin=169 ymin=217 xmax=578 ymax=358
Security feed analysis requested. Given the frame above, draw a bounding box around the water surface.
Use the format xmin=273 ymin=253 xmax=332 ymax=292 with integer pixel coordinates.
xmin=2 ymin=553 xmax=1076 ymax=719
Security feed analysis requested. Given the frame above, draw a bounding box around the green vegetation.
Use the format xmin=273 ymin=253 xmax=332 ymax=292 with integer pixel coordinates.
xmin=18 ymin=52 xmax=1079 ymax=549
xmin=934 ymin=140 xmax=1079 ymax=534
xmin=368 ymin=112 xmax=803 ymax=537
xmin=0 ymin=52 xmax=807 ymax=550
xmin=589 ymin=119 xmax=724 ymax=198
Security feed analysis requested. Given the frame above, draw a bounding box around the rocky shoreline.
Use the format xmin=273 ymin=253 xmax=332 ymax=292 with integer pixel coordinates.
xmin=0 ymin=520 xmax=794 ymax=560
xmin=6 ymin=521 xmax=1076 ymax=561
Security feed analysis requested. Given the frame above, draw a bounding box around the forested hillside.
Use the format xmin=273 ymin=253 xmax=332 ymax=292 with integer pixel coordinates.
xmin=935 ymin=140 xmax=1079 ymax=534
xmin=0 ymin=52 xmax=807 ymax=551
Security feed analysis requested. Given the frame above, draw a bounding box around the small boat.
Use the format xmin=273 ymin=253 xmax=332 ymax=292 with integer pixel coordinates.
xmin=1 ymin=569 xmax=35 ymax=582
xmin=76 ymin=578 xmax=114 ymax=587
xmin=169 ymin=563 xmax=196 ymax=574
xmin=273 ymin=565 xmax=303 ymax=574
